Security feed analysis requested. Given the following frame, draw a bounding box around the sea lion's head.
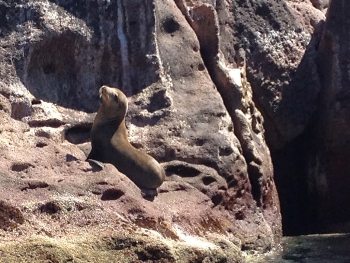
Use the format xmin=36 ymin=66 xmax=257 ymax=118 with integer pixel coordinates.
xmin=98 ymin=85 xmax=128 ymax=121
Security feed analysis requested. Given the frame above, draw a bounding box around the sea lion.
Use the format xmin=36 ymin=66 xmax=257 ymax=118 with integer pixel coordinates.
xmin=88 ymin=85 xmax=165 ymax=196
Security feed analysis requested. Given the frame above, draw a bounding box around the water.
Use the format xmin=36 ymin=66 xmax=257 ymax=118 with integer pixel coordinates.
xmin=252 ymin=233 xmax=350 ymax=263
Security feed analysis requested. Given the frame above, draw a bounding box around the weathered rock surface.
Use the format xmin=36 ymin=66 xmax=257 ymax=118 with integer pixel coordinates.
xmin=2 ymin=0 xmax=348 ymax=260
xmin=211 ymin=0 xmax=325 ymax=150
xmin=268 ymin=0 xmax=350 ymax=235
xmin=307 ymin=0 xmax=350 ymax=232
xmin=0 ymin=0 xmax=282 ymax=261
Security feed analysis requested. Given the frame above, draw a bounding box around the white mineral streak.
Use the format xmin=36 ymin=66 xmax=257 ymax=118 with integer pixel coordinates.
xmin=117 ymin=0 xmax=131 ymax=89
xmin=153 ymin=3 xmax=173 ymax=88
xmin=173 ymin=225 xmax=218 ymax=249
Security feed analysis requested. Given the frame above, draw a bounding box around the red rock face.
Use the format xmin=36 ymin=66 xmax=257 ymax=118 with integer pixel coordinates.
xmin=1 ymin=0 xmax=323 ymax=260
xmin=309 ymin=0 xmax=350 ymax=232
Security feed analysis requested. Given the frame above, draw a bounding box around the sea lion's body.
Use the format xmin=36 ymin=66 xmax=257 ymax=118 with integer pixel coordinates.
xmin=88 ymin=86 xmax=165 ymax=191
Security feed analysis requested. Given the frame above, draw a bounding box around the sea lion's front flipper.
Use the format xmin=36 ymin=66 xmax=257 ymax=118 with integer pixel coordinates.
xmin=87 ymin=158 xmax=105 ymax=171
xmin=141 ymin=188 xmax=158 ymax=201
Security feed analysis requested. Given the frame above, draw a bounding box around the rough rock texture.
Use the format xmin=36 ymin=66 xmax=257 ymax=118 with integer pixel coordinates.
xmin=307 ymin=0 xmax=350 ymax=232
xmin=268 ymin=0 xmax=350 ymax=235
xmin=168 ymin=0 xmax=329 ymax=236
xmin=0 ymin=0 xmax=282 ymax=261
xmin=211 ymin=0 xmax=325 ymax=150
xmin=213 ymin=0 xmax=327 ymax=235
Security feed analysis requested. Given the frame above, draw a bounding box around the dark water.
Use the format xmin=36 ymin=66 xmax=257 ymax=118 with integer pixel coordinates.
xmin=251 ymin=233 xmax=350 ymax=263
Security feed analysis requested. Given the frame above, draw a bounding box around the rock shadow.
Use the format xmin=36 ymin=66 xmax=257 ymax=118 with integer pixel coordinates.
xmin=271 ymin=21 xmax=326 ymax=236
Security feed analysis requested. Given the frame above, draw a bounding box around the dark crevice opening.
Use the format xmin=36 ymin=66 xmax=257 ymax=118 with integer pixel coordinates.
xmin=272 ymin=132 xmax=311 ymax=236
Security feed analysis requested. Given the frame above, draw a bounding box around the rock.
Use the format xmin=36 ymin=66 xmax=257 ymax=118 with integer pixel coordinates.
xmin=0 ymin=93 xmax=11 ymax=114
xmin=9 ymin=96 xmax=32 ymax=121
xmin=0 ymin=0 xmax=299 ymax=261
xmin=306 ymin=0 xmax=350 ymax=232
xmin=310 ymin=0 xmax=329 ymax=10
xmin=212 ymin=0 xmax=325 ymax=149
xmin=0 ymin=200 xmax=24 ymax=230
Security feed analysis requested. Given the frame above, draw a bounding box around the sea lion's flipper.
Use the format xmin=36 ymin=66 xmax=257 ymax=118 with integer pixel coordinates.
xmin=141 ymin=188 xmax=158 ymax=201
xmin=87 ymin=158 xmax=104 ymax=171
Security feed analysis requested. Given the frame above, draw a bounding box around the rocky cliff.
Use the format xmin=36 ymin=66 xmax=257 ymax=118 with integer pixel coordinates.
xmin=0 ymin=0 xmax=348 ymax=262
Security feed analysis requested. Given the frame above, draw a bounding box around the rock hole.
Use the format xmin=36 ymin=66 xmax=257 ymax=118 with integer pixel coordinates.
xmin=28 ymin=119 xmax=65 ymax=128
xmin=0 ymin=201 xmax=24 ymax=230
xmin=31 ymin=98 xmax=41 ymax=105
xmin=39 ymin=201 xmax=61 ymax=214
xmin=65 ymin=154 xmax=79 ymax=162
xmin=227 ymin=178 xmax=237 ymax=188
xmin=219 ymin=185 xmax=227 ymax=191
xmin=11 ymin=163 xmax=33 ymax=172
xmin=137 ymin=246 xmax=172 ymax=261
xmin=211 ymin=193 xmax=223 ymax=206
xmin=202 ymin=176 xmax=217 ymax=185
xmin=219 ymin=146 xmax=234 ymax=156
xmin=75 ymin=203 xmax=86 ymax=211
xmin=110 ymin=237 xmax=140 ymax=250
xmin=21 ymin=180 xmax=49 ymax=191
xmin=147 ymin=89 xmax=171 ymax=113
xmin=96 ymin=181 xmax=108 ymax=185
xmin=10 ymin=100 xmax=32 ymax=120
xmin=101 ymin=188 xmax=124 ymax=201
xmin=35 ymin=141 xmax=48 ymax=148
xmin=198 ymin=63 xmax=205 ymax=71
xmin=165 ymin=164 xmax=201 ymax=178
xmin=235 ymin=210 xmax=245 ymax=220
xmin=65 ymin=123 xmax=92 ymax=144
xmin=195 ymin=138 xmax=206 ymax=146
xmin=162 ymin=17 xmax=180 ymax=34
xmin=247 ymin=163 xmax=263 ymax=207
xmin=35 ymin=130 xmax=51 ymax=139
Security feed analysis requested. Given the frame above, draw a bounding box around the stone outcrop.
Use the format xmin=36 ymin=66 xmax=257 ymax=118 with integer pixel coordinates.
xmin=0 ymin=0 xmax=282 ymax=261
xmin=266 ymin=0 xmax=350 ymax=235
xmin=307 ymin=0 xmax=350 ymax=232
xmin=2 ymin=0 xmax=349 ymax=260
xmin=212 ymin=0 xmax=325 ymax=150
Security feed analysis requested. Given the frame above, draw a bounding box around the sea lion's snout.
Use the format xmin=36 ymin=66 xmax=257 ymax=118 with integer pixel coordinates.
xmin=99 ymin=86 xmax=107 ymax=95
xmin=99 ymin=86 xmax=109 ymax=103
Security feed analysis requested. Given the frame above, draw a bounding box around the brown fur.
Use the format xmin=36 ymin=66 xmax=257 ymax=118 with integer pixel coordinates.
xmin=88 ymin=86 xmax=165 ymax=191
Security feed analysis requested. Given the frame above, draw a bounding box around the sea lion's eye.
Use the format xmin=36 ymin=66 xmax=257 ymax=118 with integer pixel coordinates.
xmin=114 ymin=93 xmax=119 ymax=102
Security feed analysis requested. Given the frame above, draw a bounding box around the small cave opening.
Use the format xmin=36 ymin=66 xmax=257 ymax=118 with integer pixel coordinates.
xmin=270 ymin=121 xmax=339 ymax=237
xmin=18 ymin=31 xmax=100 ymax=113
xmin=272 ymin=133 xmax=311 ymax=236
xmin=25 ymin=33 xmax=78 ymax=108
xmin=162 ymin=16 xmax=180 ymax=34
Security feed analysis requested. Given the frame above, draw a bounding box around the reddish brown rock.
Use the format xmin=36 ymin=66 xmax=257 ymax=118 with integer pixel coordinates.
xmin=0 ymin=0 xmax=289 ymax=261
xmin=307 ymin=0 xmax=350 ymax=232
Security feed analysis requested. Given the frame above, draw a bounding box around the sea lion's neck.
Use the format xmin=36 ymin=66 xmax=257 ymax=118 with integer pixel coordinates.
xmin=93 ymin=106 xmax=129 ymax=142
xmin=114 ymin=119 xmax=128 ymax=140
